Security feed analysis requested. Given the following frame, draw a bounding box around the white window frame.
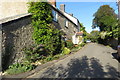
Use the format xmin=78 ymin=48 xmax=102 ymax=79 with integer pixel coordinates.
xmin=65 ymin=19 xmax=68 ymax=27
xmin=55 ymin=12 xmax=58 ymax=21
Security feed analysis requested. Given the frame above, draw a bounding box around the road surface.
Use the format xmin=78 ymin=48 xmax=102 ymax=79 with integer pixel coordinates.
xmin=27 ymin=43 xmax=120 ymax=78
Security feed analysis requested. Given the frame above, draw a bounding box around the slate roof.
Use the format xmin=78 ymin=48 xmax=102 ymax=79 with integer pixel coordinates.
xmin=51 ymin=5 xmax=81 ymax=31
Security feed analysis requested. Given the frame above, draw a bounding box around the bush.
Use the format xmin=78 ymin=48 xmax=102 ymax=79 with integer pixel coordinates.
xmin=66 ymin=40 xmax=74 ymax=49
xmin=6 ymin=62 xmax=35 ymax=75
xmin=62 ymin=47 xmax=71 ymax=55
xmin=23 ymin=44 xmax=47 ymax=63
xmin=87 ymin=30 xmax=100 ymax=43
xmin=40 ymin=47 xmax=70 ymax=63
xmin=80 ymin=42 xmax=86 ymax=47
xmin=71 ymin=42 xmax=86 ymax=52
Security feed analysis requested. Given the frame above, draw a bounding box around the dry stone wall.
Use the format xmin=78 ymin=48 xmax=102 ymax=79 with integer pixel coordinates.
xmin=1 ymin=14 xmax=35 ymax=70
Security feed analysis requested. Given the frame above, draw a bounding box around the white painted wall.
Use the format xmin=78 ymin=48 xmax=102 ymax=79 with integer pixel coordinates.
xmin=72 ymin=34 xmax=79 ymax=44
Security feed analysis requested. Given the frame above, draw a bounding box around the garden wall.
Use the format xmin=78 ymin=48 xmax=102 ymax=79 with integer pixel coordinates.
xmin=1 ymin=14 xmax=35 ymax=70
xmin=107 ymin=38 xmax=118 ymax=49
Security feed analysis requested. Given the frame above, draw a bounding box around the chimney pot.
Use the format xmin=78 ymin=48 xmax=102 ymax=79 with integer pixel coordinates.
xmin=60 ymin=4 xmax=65 ymax=12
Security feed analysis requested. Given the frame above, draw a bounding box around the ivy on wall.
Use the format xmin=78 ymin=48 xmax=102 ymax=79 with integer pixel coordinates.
xmin=28 ymin=2 xmax=64 ymax=55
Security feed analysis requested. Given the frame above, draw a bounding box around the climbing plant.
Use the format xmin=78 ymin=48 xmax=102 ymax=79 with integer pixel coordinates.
xmin=28 ymin=2 xmax=64 ymax=55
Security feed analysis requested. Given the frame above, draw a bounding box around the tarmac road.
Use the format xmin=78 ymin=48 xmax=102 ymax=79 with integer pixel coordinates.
xmin=27 ymin=43 xmax=120 ymax=79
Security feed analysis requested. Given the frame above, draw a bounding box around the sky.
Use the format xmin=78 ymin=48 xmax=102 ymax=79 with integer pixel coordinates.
xmin=56 ymin=2 xmax=118 ymax=33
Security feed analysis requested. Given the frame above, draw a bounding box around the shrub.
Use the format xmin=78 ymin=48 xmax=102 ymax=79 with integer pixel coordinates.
xmin=23 ymin=44 xmax=47 ymax=63
xmin=80 ymin=42 xmax=86 ymax=47
xmin=6 ymin=62 xmax=35 ymax=75
xmin=44 ymin=55 xmax=54 ymax=62
xmin=53 ymin=54 xmax=63 ymax=59
xmin=62 ymin=47 xmax=71 ymax=55
xmin=87 ymin=30 xmax=100 ymax=43
xmin=71 ymin=42 xmax=86 ymax=52
xmin=66 ymin=40 xmax=74 ymax=49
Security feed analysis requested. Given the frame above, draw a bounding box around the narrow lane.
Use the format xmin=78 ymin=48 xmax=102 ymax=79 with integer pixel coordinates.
xmin=28 ymin=43 xmax=119 ymax=78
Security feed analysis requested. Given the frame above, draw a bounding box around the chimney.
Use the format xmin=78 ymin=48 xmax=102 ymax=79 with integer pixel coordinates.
xmin=60 ymin=4 xmax=65 ymax=12
xmin=69 ymin=13 xmax=73 ymax=16
xmin=48 ymin=0 xmax=56 ymax=7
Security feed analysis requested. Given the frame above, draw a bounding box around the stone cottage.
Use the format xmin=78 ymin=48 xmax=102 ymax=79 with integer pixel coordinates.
xmin=49 ymin=0 xmax=83 ymax=44
xmin=0 ymin=0 xmax=83 ymax=69
xmin=0 ymin=0 xmax=83 ymax=44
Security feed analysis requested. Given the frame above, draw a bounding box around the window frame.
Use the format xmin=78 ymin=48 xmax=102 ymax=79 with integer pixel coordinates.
xmin=65 ymin=19 xmax=68 ymax=28
xmin=52 ymin=9 xmax=58 ymax=22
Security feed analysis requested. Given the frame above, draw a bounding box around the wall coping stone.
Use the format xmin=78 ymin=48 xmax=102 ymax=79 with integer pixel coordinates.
xmin=0 ymin=13 xmax=31 ymax=24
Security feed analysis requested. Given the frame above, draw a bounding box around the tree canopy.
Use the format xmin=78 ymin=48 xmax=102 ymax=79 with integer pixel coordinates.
xmin=92 ymin=5 xmax=118 ymax=38
xmin=92 ymin=5 xmax=117 ymax=31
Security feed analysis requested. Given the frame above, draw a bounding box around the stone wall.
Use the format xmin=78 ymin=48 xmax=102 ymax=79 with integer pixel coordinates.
xmin=107 ymin=38 xmax=118 ymax=49
xmin=1 ymin=14 xmax=34 ymax=70
xmin=55 ymin=11 xmax=78 ymax=40
xmin=1 ymin=7 xmax=79 ymax=70
xmin=0 ymin=24 xmax=2 ymax=72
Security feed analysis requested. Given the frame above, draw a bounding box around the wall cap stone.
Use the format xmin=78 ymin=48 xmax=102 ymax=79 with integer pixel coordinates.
xmin=0 ymin=13 xmax=31 ymax=24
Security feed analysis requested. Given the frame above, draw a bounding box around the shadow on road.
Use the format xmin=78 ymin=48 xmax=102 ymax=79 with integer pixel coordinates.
xmin=112 ymin=53 xmax=120 ymax=63
xmin=41 ymin=56 xmax=119 ymax=79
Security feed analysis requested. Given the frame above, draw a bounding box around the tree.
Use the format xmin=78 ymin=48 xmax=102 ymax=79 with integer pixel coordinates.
xmin=89 ymin=30 xmax=100 ymax=42
xmin=80 ymin=23 xmax=86 ymax=32
xmin=92 ymin=5 xmax=118 ymax=38
xmin=79 ymin=23 xmax=88 ymax=42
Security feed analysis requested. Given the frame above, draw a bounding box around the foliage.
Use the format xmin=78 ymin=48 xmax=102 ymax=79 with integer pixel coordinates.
xmin=89 ymin=30 xmax=100 ymax=43
xmin=71 ymin=42 xmax=86 ymax=52
xmin=79 ymin=23 xmax=88 ymax=43
xmin=65 ymin=40 xmax=74 ymax=49
xmin=71 ymin=46 xmax=81 ymax=52
xmin=62 ymin=47 xmax=71 ymax=55
xmin=6 ymin=62 xmax=35 ymax=75
xmin=81 ymin=31 xmax=99 ymax=43
xmin=92 ymin=5 xmax=118 ymax=38
xmin=40 ymin=47 xmax=70 ymax=63
xmin=80 ymin=42 xmax=86 ymax=47
xmin=118 ymin=20 xmax=120 ymax=44
xmin=23 ymin=44 xmax=47 ymax=63
xmin=28 ymin=1 xmax=52 ymax=23
xmin=99 ymin=31 xmax=107 ymax=39
xmin=28 ymin=2 xmax=64 ymax=55
xmin=43 ymin=47 xmax=71 ymax=62
xmin=43 ymin=55 xmax=54 ymax=62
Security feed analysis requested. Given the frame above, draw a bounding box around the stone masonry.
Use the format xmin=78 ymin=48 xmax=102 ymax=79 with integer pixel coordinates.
xmin=0 ymin=24 xmax=2 ymax=71
xmin=1 ymin=14 xmax=34 ymax=70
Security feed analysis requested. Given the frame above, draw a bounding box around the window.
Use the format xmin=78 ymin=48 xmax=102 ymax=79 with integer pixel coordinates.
xmin=52 ymin=10 xmax=58 ymax=22
xmin=56 ymin=13 xmax=58 ymax=21
xmin=65 ymin=19 xmax=68 ymax=27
